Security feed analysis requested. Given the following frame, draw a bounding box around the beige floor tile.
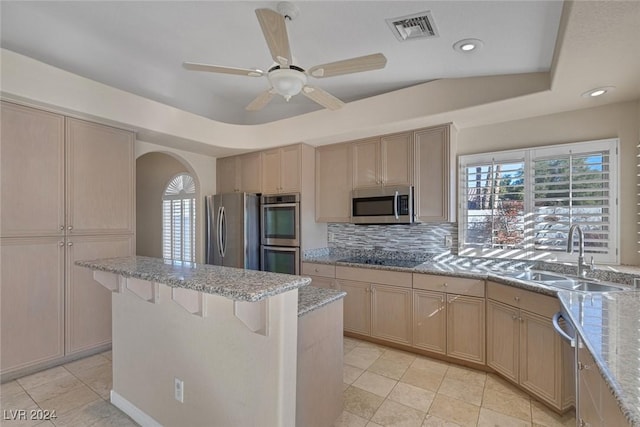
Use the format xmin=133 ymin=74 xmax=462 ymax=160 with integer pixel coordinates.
xmin=34 ymin=422 xmax=56 ymax=427
xmin=344 ymin=346 xmax=384 ymax=370
xmin=0 ymin=380 xmax=25 ymax=398
xmin=0 ymin=390 xmax=41 ymax=427
xmin=100 ymin=350 xmax=113 ymax=361
xmin=484 ymin=373 xmax=529 ymax=399
xmin=380 ymin=349 xmax=417 ymax=365
xmin=366 ymin=422 xmax=384 ymax=427
xmin=367 ymin=357 xmax=411 ymax=381
xmin=71 ymin=363 xmax=112 ymax=400
xmin=444 ymin=365 xmax=486 ymax=388
xmin=400 ymin=367 xmax=445 ymax=392
xmin=16 ymin=367 xmax=72 ymax=391
xmin=344 ymin=337 xmax=362 ymax=347
xmin=530 ymin=400 xmax=576 ymax=427
xmin=37 ymin=383 xmax=101 ymax=416
xmin=63 ymin=354 xmax=109 ymax=376
xmin=334 ymin=410 xmax=369 ymax=427
xmin=410 ymin=357 xmax=449 ymax=375
xmin=437 ymin=377 xmax=484 ymax=406
xmin=51 ymin=399 xmax=136 ymax=427
xmin=344 ymin=382 xmax=351 ymax=391
xmin=371 ymin=399 xmax=426 ymax=427
xmin=478 ymin=407 xmax=532 ymax=427
xmin=388 ymin=382 xmax=435 ymax=413
xmin=353 ymin=371 xmax=398 ymax=398
xmin=343 ymin=386 xmax=385 ymax=420
xmin=421 ymin=414 xmax=461 ymax=426
xmin=345 ymin=364 xmax=365 ymax=384
xmin=482 ymin=387 xmax=531 ymax=422
xmin=24 ymin=375 xmax=83 ymax=404
xmin=427 ymin=394 xmax=480 ymax=427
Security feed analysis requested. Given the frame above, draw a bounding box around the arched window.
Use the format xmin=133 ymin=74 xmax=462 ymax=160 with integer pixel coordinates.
xmin=162 ymin=173 xmax=196 ymax=261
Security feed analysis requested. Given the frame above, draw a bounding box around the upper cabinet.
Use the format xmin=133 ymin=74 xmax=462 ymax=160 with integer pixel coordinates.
xmin=262 ymin=144 xmax=301 ymax=195
xmin=352 ymin=133 xmax=413 ymax=189
xmin=216 ymin=152 xmax=262 ymax=194
xmin=414 ymin=124 xmax=457 ymax=222
xmin=316 ymin=142 xmax=352 ymax=222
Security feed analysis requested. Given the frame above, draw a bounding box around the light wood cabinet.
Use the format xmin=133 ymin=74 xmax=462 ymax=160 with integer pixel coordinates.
xmin=262 ymin=145 xmax=301 ymax=194
xmin=0 ymin=103 xmax=65 ymax=238
xmin=486 ymin=281 xmax=573 ymax=412
xmin=0 ymin=237 xmax=65 ymax=372
xmin=352 ymin=133 xmax=413 ymax=189
xmin=371 ymin=284 xmax=412 ymax=345
xmin=216 ymin=152 xmax=262 ymax=194
xmin=413 ymin=290 xmax=446 ymax=354
xmin=66 ymin=118 xmax=134 ymax=235
xmin=447 ymin=294 xmax=485 ymax=364
xmin=414 ymin=124 xmax=456 ymax=222
xmin=338 ymin=280 xmax=371 ymax=335
xmin=0 ymin=102 xmax=135 ymax=378
xmin=315 ymin=143 xmax=352 ymax=222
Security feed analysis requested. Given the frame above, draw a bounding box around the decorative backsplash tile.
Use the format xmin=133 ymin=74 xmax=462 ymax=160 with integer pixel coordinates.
xmin=327 ymin=222 xmax=458 ymax=255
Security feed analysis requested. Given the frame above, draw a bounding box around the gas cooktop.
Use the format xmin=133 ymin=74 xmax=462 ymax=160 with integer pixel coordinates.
xmin=337 ymin=258 xmax=424 ymax=269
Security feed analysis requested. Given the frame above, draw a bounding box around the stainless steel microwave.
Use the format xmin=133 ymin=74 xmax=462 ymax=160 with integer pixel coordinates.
xmin=351 ymin=185 xmax=414 ymax=224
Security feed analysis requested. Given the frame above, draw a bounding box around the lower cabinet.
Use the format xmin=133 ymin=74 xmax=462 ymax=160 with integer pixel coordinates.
xmin=413 ymin=290 xmax=446 ymax=354
xmin=446 ymin=294 xmax=485 ymax=364
xmin=577 ymin=336 xmax=630 ymax=427
xmin=486 ymin=281 xmax=574 ymax=412
xmin=339 ymin=280 xmax=371 ymax=336
xmin=371 ymin=284 xmax=411 ymax=345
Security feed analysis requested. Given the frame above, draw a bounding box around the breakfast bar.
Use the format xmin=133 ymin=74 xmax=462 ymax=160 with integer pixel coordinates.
xmin=75 ymin=256 xmax=342 ymax=427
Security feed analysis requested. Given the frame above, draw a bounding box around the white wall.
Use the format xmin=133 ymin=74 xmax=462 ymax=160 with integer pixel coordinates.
xmin=458 ymin=101 xmax=640 ymax=266
xmin=136 ymin=140 xmax=217 ymax=263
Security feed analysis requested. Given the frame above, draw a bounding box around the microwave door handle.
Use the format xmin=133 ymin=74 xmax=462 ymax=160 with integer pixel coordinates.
xmin=394 ymin=191 xmax=399 ymax=219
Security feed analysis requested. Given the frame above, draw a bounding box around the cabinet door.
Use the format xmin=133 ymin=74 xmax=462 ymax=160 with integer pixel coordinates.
xmin=519 ymin=310 xmax=562 ymax=408
xmin=352 ymin=138 xmax=380 ymax=189
xmin=338 ymin=280 xmax=370 ymax=335
xmin=315 ymin=143 xmax=352 ymax=222
xmin=414 ymin=125 xmax=453 ymax=222
xmin=371 ymin=284 xmax=411 ymax=345
xmin=487 ymin=300 xmax=519 ymax=382
xmin=308 ymin=275 xmax=335 ymax=290
xmin=66 ymin=234 xmax=133 ymax=355
xmin=279 ymin=145 xmax=301 ymax=193
xmin=381 ymin=133 xmax=413 ymax=186
xmin=66 ymin=118 xmax=134 ymax=235
xmin=1 ymin=102 xmax=65 ymax=237
xmin=261 ymin=149 xmax=281 ymax=194
xmin=412 ymin=290 xmax=446 ymax=354
xmin=1 ymin=237 xmax=65 ymax=374
xmin=217 ymin=156 xmax=239 ymax=193
xmin=446 ymin=295 xmax=485 ymax=363
xmin=578 ymin=373 xmax=603 ymax=427
xmin=239 ymin=152 xmax=262 ymax=194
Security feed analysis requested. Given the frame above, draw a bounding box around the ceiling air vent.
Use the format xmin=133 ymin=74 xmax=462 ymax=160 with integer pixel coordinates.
xmin=386 ymin=11 xmax=439 ymax=42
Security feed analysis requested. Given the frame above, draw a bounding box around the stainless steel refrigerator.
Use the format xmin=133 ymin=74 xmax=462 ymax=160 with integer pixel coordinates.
xmin=205 ymin=193 xmax=260 ymax=270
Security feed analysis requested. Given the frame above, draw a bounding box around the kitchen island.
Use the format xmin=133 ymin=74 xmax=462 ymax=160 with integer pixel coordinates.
xmin=76 ymin=256 xmax=343 ymax=427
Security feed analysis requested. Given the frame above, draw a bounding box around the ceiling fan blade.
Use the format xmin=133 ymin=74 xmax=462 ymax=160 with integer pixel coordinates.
xmin=302 ymin=86 xmax=345 ymax=110
xmin=255 ymin=8 xmax=292 ymax=67
xmin=246 ymin=89 xmax=275 ymax=111
xmin=183 ymin=62 xmax=264 ymax=77
xmin=307 ymin=53 xmax=387 ymax=78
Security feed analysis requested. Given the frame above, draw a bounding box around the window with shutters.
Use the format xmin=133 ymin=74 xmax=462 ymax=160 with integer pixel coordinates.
xmin=162 ymin=173 xmax=196 ymax=262
xmin=459 ymin=138 xmax=618 ymax=263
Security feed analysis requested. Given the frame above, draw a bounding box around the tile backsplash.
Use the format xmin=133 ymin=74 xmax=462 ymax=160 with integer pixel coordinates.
xmin=328 ymin=222 xmax=458 ymax=255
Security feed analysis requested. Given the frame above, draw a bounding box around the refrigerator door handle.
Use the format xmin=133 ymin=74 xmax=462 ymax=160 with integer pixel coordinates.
xmin=217 ymin=206 xmax=224 ymax=258
xmin=221 ymin=206 xmax=227 ymax=258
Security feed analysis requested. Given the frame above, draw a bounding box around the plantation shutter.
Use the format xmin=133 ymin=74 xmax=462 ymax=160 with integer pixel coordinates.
xmin=162 ymin=174 xmax=196 ymax=262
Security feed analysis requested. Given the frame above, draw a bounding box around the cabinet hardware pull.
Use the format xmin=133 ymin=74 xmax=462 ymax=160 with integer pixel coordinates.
xmin=60 ymin=225 xmax=64 ymax=230
xmin=512 ymin=314 xmax=518 ymax=320
xmin=514 ymin=296 xmax=520 ymax=302
xmin=443 ymin=283 xmax=448 ymax=287
xmin=67 ymin=225 xmax=73 ymax=230
xmin=67 ymin=242 xmax=73 ymax=246
xmin=315 ymin=268 xmax=319 ymax=272
xmin=59 ymin=242 xmax=64 ymax=247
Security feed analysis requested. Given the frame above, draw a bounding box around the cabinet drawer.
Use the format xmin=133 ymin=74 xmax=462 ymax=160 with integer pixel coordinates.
xmin=487 ymin=281 xmax=559 ymax=318
xmin=307 ymin=275 xmax=336 ymax=290
xmin=413 ymin=274 xmax=484 ymax=297
xmin=302 ymin=262 xmax=336 ymax=278
xmin=336 ymin=266 xmax=412 ymax=288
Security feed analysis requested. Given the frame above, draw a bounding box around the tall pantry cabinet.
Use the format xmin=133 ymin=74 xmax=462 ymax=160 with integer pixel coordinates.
xmin=0 ymin=102 xmax=134 ymax=379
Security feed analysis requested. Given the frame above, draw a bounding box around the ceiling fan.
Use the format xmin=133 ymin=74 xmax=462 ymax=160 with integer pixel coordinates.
xmin=183 ymin=2 xmax=387 ymax=111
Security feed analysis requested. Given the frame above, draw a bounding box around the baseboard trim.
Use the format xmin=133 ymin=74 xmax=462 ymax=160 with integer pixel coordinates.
xmin=111 ymin=390 xmax=162 ymax=427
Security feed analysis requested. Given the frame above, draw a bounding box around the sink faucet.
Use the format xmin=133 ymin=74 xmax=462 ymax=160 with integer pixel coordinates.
xmin=566 ymin=224 xmax=592 ymax=278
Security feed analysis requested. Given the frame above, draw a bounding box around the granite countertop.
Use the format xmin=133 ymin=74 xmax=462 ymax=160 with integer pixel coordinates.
xmin=557 ymin=291 xmax=640 ymax=426
xmin=297 ymin=286 xmax=346 ymax=317
xmin=76 ymin=256 xmax=310 ymax=302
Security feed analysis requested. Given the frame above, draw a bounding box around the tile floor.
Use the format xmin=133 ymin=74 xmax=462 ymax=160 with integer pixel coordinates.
xmin=0 ymin=338 xmax=577 ymax=427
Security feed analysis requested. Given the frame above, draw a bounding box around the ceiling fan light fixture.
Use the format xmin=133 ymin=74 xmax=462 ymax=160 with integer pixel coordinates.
xmin=268 ymin=68 xmax=307 ymax=101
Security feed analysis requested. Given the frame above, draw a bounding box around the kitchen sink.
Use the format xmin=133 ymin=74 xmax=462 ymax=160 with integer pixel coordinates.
xmin=500 ymin=270 xmax=626 ymax=292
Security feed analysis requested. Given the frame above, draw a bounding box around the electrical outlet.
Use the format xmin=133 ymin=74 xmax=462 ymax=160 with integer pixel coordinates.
xmin=328 ymin=232 xmax=335 ymax=243
xmin=444 ymin=235 xmax=453 ymax=247
xmin=174 ymin=377 xmax=184 ymax=403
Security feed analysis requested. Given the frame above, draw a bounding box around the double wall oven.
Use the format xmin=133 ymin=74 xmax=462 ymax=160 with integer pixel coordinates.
xmin=261 ymin=193 xmax=300 ymax=275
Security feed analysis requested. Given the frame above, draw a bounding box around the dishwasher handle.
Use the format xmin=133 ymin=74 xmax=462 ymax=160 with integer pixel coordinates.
xmin=552 ymin=311 xmax=576 ymax=347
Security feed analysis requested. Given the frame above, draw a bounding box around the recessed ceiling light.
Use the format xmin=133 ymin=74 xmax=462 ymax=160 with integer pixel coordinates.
xmin=581 ymin=86 xmax=616 ymax=98
xmin=453 ymin=38 xmax=483 ymax=53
